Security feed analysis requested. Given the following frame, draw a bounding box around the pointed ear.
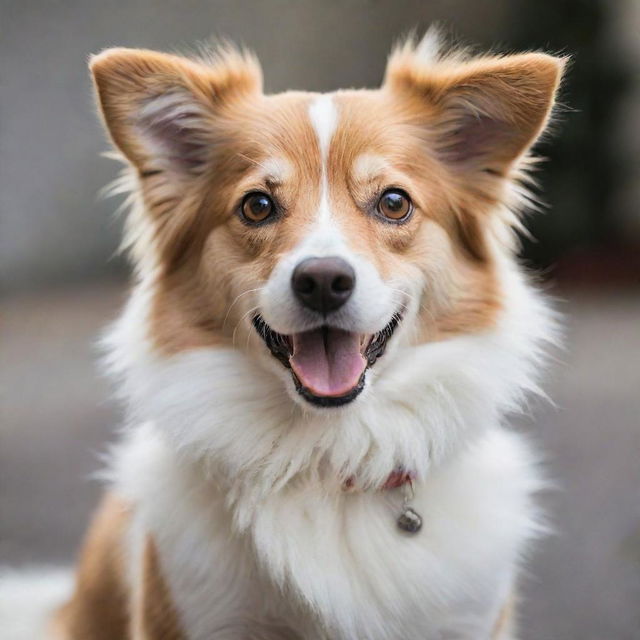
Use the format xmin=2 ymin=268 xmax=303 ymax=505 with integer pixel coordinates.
xmin=385 ymin=48 xmax=567 ymax=175
xmin=89 ymin=47 xmax=262 ymax=176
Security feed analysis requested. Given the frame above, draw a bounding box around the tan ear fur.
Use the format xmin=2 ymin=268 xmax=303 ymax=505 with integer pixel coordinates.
xmin=385 ymin=37 xmax=566 ymax=175
xmin=89 ymin=46 xmax=262 ymax=174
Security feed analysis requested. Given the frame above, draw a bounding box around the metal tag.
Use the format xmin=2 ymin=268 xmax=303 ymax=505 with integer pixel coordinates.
xmin=397 ymin=478 xmax=422 ymax=534
xmin=397 ymin=506 xmax=423 ymax=533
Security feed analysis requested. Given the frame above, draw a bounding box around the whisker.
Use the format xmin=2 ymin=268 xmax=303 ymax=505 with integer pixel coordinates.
xmin=223 ymin=287 xmax=264 ymax=332
xmin=232 ymin=304 xmax=260 ymax=349
xmin=387 ymin=287 xmax=431 ymax=318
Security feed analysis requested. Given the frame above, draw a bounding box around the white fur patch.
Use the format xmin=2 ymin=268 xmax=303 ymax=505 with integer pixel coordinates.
xmin=308 ymin=95 xmax=338 ymax=163
xmin=258 ymin=217 xmax=401 ymax=339
xmin=309 ymin=95 xmax=337 ymax=226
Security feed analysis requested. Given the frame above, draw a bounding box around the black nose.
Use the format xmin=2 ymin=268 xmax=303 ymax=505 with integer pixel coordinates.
xmin=291 ymin=257 xmax=355 ymax=313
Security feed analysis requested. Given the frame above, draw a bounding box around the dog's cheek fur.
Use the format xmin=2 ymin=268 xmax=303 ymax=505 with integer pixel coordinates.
xmin=325 ymin=93 xmax=502 ymax=344
xmin=123 ymin=91 xmax=324 ymax=356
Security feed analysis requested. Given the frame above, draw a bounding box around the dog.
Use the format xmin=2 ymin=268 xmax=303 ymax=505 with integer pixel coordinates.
xmin=41 ymin=29 xmax=565 ymax=639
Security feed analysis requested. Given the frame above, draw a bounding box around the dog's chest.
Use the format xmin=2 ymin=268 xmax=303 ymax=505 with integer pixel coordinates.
xmin=118 ymin=426 xmax=539 ymax=640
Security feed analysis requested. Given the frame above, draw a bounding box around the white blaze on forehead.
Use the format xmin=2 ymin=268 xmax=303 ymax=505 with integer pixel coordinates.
xmin=308 ymin=94 xmax=338 ymax=163
xmin=308 ymin=94 xmax=338 ymax=227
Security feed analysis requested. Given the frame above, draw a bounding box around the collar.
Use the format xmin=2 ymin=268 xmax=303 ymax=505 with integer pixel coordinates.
xmin=342 ymin=468 xmax=416 ymax=492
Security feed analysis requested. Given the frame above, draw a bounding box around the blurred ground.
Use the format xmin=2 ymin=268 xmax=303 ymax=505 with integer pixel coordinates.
xmin=1 ymin=282 xmax=639 ymax=640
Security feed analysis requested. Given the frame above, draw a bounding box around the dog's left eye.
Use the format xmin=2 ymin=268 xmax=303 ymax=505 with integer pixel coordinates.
xmin=241 ymin=192 xmax=275 ymax=223
xmin=377 ymin=189 xmax=413 ymax=222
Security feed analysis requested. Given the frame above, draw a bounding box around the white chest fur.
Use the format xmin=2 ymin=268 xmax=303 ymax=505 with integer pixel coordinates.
xmin=112 ymin=424 xmax=541 ymax=640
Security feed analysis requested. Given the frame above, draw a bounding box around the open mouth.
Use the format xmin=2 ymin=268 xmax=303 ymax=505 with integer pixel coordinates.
xmin=252 ymin=312 xmax=402 ymax=407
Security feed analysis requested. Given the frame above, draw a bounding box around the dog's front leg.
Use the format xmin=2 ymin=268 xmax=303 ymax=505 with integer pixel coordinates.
xmin=129 ymin=535 xmax=186 ymax=640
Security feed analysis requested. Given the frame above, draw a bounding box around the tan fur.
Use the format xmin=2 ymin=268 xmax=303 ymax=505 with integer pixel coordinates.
xmin=52 ymin=495 xmax=184 ymax=640
xmin=90 ymin=47 xmax=262 ymax=172
xmin=131 ymin=538 xmax=185 ymax=640
xmin=51 ymin=494 xmax=131 ymax=639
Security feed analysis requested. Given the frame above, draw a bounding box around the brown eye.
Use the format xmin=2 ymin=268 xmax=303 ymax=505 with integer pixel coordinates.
xmin=377 ymin=189 xmax=412 ymax=221
xmin=241 ymin=192 xmax=275 ymax=223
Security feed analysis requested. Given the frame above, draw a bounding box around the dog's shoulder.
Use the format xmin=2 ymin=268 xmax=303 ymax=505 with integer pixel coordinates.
xmin=51 ymin=492 xmax=184 ymax=639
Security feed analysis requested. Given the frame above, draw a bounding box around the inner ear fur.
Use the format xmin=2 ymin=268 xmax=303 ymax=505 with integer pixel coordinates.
xmin=89 ymin=47 xmax=262 ymax=175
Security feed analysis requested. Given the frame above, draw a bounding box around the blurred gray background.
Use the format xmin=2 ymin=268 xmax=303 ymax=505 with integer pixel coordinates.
xmin=1 ymin=1 xmax=639 ymax=639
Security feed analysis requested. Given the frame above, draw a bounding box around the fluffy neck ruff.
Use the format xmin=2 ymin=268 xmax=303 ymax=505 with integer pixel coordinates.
xmin=103 ymin=255 xmax=557 ymax=532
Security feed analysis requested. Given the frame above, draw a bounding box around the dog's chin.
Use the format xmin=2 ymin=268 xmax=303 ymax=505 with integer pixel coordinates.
xmin=252 ymin=313 xmax=402 ymax=408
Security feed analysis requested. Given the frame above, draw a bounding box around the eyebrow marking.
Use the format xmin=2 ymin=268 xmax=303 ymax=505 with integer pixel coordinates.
xmin=239 ymin=154 xmax=293 ymax=187
xmin=352 ymin=153 xmax=389 ymax=182
xmin=260 ymin=157 xmax=292 ymax=185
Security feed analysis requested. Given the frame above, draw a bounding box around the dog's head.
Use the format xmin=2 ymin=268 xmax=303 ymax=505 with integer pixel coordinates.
xmin=91 ymin=35 xmax=564 ymax=413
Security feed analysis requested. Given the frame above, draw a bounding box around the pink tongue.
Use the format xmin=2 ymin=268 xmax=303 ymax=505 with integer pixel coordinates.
xmin=290 ymin=328 xmax=366 ymax=397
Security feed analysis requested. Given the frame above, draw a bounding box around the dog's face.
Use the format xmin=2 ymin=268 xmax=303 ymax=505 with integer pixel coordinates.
xmin=91 ymin=40 xmax=563 ymax=411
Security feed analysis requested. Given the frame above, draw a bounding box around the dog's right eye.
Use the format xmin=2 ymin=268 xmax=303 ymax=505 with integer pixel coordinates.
xmin=241 ymin=192 xmax=275 ymax=223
